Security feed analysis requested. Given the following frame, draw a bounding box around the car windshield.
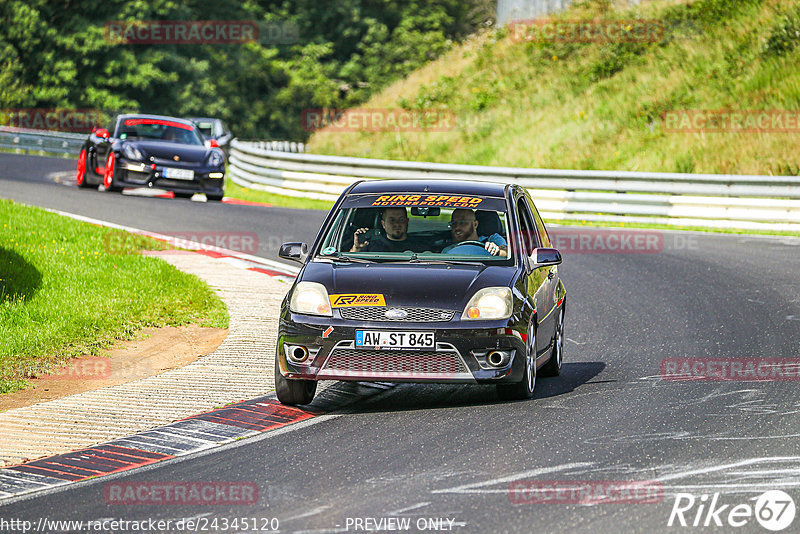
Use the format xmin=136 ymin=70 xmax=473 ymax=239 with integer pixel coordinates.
xmin=117 ymin=118 xmax=204 ymax=145
xmin=316 ymin=193 xmax=514 ymax=264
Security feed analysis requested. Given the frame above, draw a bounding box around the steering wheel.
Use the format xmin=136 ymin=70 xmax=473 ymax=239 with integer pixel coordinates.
xmin=445 ymin=240 xmax=491 ymax=256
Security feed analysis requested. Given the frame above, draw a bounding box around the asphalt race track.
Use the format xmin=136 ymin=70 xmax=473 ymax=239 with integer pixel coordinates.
xmin=2 ymin=153 xmax=800 ymax=533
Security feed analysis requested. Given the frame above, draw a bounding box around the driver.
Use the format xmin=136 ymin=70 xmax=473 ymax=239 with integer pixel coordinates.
xmin=350 ymin=207 xmax=426 ymax=253
xmin=442 ymin=208 xmax=508 ymax=256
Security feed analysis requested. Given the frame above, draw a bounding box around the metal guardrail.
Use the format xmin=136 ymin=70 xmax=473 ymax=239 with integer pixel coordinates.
xmin=229 ymin=139 xmax=800 ymax=232
xmin=0 ymin=127 xmax=85 ymax=158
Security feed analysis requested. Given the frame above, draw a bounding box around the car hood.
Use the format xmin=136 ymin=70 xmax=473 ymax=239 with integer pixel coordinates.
xmin=301 ymin=261 xmax=516 ymax=310
xmin=127 ymin=141 xmax=210 ymax=163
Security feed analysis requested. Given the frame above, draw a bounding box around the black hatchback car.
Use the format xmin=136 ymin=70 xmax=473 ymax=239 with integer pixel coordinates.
xmin=276 ymin=180 xmax=566 ymax=405
xmin=75 ymin=114 xmax=226 ymax=200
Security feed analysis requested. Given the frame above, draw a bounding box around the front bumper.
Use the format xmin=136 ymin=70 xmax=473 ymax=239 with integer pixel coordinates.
xmin=117 ymin=159 xmax=225 ymax=195
xmin=277 ymin=311 xmax=528 ymax=384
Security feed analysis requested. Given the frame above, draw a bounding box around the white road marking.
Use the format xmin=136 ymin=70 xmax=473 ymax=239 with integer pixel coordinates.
xmin=431 ymin=462 xmax=593 ymax=494
xmin=652 ymin=457 xmax=800 ymax=484
xmin=284 ymin=505 xmax=332 ymax=522
xmin=387 ymin=502 xmax=431 ymax=515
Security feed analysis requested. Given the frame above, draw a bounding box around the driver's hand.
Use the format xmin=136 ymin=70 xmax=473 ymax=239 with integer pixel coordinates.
xmin=485 ymin=242 xmax=505 ymax=256
xmin=351 ymin=227 xmax=370 ymax=252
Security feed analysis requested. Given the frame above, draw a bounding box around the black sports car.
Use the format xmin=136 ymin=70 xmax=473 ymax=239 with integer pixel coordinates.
xmin=275 ymin=179 xmax=566 ymax=405
xmin=75 ymin=114 xmax=226 ymax=200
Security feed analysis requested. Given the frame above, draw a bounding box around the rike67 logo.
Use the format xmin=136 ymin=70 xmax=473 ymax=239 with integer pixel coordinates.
xmin=668 ymin=490 xmax=796 ymax=531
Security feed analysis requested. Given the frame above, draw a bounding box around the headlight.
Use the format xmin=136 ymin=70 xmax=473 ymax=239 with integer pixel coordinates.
xmin=122 ymin=144 xmax=143 ymax=160
xmin=289 ymin=282 xmax=332 ymax=317
xmin=463 ymin=287 xmax=512 ymax=320
xmin=208 ymin=151 xmax=224 ymax=167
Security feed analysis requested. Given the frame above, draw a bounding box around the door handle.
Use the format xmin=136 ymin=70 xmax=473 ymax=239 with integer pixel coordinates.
xmin=547 ymin=271 xmax=555 ymax=280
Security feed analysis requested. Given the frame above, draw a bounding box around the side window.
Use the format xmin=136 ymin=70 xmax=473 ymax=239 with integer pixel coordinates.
xmin=528 ymin=198 xmax=551 ymax=248
xmin=515 ymin=197 xmax=538 ymax=255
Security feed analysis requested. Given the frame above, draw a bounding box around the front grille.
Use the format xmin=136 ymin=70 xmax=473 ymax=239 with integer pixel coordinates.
xmin=339 ymin=306 xmax=455 ymax=322
xmin=157 ymin=179 xmax=201 ymax=189
xmin=152 ymin=157 xmax=200 ymax=166
xmin=322 ymin=348 xmax=469 ymax=377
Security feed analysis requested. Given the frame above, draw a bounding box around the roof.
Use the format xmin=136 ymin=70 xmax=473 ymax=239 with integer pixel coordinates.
xmin=348 ymin=179 xmax=509 ymax=197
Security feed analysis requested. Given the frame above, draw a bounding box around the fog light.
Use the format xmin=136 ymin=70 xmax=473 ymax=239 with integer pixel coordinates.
xmin=209 ymin=172 xmax=224 ymax=178
xmin=285 ymin=344 xmax=309 ymax=363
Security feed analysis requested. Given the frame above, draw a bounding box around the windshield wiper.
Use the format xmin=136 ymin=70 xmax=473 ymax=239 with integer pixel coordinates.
xmin=317 ymin=253 xmax=374 ymax=264
xmin=382 ymin=255 xmax=479 ymax=266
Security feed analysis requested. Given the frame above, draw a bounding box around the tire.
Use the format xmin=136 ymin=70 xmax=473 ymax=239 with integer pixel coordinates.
xmin=275 ymin=354 xmax=317 ymax=405
xmin=497 ymin=325 xmax=536 ymax=401
xmin=540 ymin=305 xmax=565 ymax=377
xmin=76 ymin=149 xmax=90 ymax=188
xmin=174 ymin=192 xmax=194 ymax=199
xmin=207 ymin=194 xmax=224 ymax=202
xmin=103 ymin=152 xmax=123 ymax=192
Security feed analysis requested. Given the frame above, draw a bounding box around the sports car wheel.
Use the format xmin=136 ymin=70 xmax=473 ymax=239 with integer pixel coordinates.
xmin=103 ymin=152 xmax=122 ymax=192
xmin=76 ymin=149 xmax=90 ymax=188
xmin=541 ymin=305 xmax=565 ymax=377
xmin=275 ymin=355 xmax=317 ymax=405
xmin=497 ymin=325 xmax=536 ymax=401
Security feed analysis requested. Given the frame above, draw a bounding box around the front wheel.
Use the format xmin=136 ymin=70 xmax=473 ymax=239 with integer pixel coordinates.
xmin=275 ymin=355 xmax=317 ymax=405
xmin=103 ymin=152 xmax=123 ymax=192
xmin=497 ymin=326 xmax=536 ymax=401
xmin=76 ymin=149 xmax=90 ymax=188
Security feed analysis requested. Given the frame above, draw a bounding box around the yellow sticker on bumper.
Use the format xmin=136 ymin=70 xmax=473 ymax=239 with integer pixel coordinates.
xmin=329 ymin=294 xmax=386 ymax=307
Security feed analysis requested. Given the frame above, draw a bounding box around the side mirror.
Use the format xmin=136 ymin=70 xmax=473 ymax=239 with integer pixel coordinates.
xmin=94 ymin=127 xmax=110 ymax=139
xmin=533 ymin=247 xmax=562 ymax=266
xmin=279 ymin=242 xmax=308 ymax=264
xmin=205 ymin=139 xmax=219 ymax=148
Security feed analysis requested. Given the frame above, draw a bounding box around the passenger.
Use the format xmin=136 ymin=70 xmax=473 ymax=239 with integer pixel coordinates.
xmin=442 ymin=208 xmax=508 ymax=256
xmin=350 ymin=207 xmax=427 ymax=253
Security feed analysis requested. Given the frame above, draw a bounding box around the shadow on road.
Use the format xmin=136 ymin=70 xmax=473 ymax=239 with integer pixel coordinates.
xmin=328 ymin=361 xmax=606 ymax=413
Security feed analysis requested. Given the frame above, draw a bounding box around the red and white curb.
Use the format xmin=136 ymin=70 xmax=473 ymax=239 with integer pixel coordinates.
xmin=0 ymin=381 xmax=394 ymax=502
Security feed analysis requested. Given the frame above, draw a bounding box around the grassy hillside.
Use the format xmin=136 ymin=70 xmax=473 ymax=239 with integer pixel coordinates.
xmin=308 ymin=0 xmax=800 ymax=176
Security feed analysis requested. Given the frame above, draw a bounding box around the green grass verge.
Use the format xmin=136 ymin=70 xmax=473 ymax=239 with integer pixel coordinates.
xmin=0 ymin=199 xmax=229 ymax=395
xmin=225 ymin=178 xmax=334 ymax=211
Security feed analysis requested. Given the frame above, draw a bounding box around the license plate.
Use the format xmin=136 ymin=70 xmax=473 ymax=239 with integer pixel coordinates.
xmin=355 ymin=330 xmax=434 ymax=350
xmin=164 ymin=167 xmax=194 ymax=180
